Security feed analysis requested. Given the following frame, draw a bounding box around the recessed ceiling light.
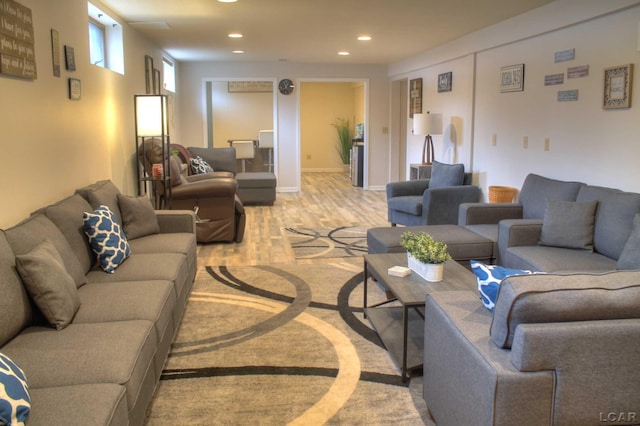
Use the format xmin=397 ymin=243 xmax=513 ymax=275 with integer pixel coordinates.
xmin=232 ymin=50 xmax=245 ymax=54
xmin=218 ymin=0 xmax=237 ymax=3
xmin=228 ymin=33 xmax=243 ymax=38
xmin=357 ymin=35 xmax=372 ymax=41
xmin=338 ymin=51 xmax=350 ymax=56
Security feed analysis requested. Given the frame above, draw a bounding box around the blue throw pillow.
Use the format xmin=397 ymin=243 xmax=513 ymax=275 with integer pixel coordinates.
xmin=0 ymin=352 xmax=30 ymax=426
xmin=190 ymin=156 xmax=214 ymax=174
xmin=83 ymin=205 xmax=131 ymax=273
xmin=470 ymin=260 xmax=536 ymax=311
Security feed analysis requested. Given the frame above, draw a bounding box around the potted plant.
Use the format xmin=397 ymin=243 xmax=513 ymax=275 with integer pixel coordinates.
xmin=331 ymin=117 xmax=352 ymax=167
xmin=400 ymin=231 xmax=451 ymax=282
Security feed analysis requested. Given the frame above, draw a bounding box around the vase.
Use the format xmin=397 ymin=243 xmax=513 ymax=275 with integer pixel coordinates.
xmin=407 ymin=253 xmax=444 ymax=282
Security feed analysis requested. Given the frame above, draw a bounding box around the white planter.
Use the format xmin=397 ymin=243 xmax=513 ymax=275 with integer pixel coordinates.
xmin=407 ymin=253 xmax=444 ymax=282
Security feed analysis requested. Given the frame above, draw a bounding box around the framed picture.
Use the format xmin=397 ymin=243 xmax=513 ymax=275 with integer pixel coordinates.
xmin=145 ymin=55 xmax=154 ymax=94
xmin=603 ymin=64 xmax=633 ymax=109
xmin=64 ymin=45 xmax=76 ymax=71
xmin=500 ymin=64 xmax=525 ymax=92
xmin=68 ymin=78 xmax=81 ymax=100
xmin=438 ymin=72 xmax=452 ymax=92
xmin=153 ymin=68 xmax=161 ymax=94
xmin=409 ymin=78 xmax=422 ymax=118
xmin=51 ymin=29 xmax=60 ymax=77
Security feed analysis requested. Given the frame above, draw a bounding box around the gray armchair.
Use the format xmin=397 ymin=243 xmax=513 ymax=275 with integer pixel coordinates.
xmin=387 ymin=161 xmax=480 ymax=226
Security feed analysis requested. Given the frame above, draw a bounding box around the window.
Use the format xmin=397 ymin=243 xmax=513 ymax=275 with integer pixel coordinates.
xmin=88 ymin=19 xmax=105 ymax=67
xmin=163 ymin=58 xmax=176 ymax=92
xmin=88 ymin=2 xmax=124 ymax=74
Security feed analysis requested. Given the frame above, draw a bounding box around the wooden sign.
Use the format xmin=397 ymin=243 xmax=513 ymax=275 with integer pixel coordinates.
xmin=0 ymin=0 xmax=36 ymax=79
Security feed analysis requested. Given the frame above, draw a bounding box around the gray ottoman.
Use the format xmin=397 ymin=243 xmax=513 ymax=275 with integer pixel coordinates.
xmin=236 ymin=172 xmax=277 ymax=205
xmin=367 ymin=225 xmax=494 ymax=267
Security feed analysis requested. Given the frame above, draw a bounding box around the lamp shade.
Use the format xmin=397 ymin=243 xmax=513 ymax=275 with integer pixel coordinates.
xmin=413 ymin=112 xmax=443 ymax=136
xmin=135 ymin=95 xmax=168 ymax=137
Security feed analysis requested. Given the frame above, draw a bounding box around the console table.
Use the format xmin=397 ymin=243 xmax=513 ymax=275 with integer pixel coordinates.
xmin=363 ymin=253 xmax=476 ymax=381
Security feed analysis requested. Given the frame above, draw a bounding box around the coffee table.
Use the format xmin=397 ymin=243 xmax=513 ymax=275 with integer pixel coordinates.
xmin=363 ymin=253 xmax=476 ymax=381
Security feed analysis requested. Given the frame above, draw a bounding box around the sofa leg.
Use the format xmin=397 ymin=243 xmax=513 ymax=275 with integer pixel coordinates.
xmin=391 ymin=223 xmax=396 ymax=227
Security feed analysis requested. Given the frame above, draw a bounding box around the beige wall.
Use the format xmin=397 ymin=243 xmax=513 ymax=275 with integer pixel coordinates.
xmin=300 ymin=82 xmax=356 ymax=171
xmin=210 ymin=81 xmax=274 ymax=148
xmin=0 ymin=0 xmax=176 ymax=228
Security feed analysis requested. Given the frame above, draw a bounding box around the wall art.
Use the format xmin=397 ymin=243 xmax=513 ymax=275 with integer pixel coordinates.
xmin=0 ymin=0 xmax=36 ymax=79
xmin=50 ymin=29 xmax=60 ymax=77
xmin=68 ymin=78 xmax=81 ymax=100
xmin=438 ymin=72 xmax=452 ymax=92
xmin=409 ymin=78 xmax=422 ymax=118
xmin=603 ymin=63 xmax=633 ymax=109
xmin=500 ymin=64 xmax=525 ymax=92
xmin=144 ymin=55 xmax=153 ymax=94
xmin=64 ymin=45 xmax=75 ymax=71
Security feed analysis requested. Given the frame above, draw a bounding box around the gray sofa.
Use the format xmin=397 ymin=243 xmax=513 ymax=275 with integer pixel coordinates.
xmin=423 ymin=270 xmax=640 ymax=426
xmin=0 ymin=180 xmax=197 ymax=426
xmin=459 ymin=173 xmax=640 ymax=271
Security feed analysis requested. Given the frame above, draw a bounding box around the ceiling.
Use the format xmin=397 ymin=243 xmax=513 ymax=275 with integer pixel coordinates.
xmin=97 ymin=0 xmax=555 ymax=64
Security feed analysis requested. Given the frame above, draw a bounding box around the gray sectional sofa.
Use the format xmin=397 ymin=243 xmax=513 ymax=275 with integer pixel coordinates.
xmin=0 ymin=180 xmax=197 ymax=426
xmin=460 ymin=173 xmax=640 ymax=271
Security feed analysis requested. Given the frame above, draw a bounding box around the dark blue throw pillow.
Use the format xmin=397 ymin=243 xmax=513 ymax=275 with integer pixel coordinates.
xmin=0 ymin=352 xmax=30 ymax=425
xmin=83 ymin=205 xmax=131 ymax=273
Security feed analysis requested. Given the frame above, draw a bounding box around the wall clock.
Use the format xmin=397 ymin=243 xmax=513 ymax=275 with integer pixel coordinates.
xmin=278 ymin=78 xmax=295 ymax=95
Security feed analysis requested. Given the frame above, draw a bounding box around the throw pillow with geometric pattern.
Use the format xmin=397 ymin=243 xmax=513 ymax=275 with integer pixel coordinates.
xmin=83 ymin=205 xmax=131 ymax=273
xmin=0 ymin=352 xmax=30 ymax=426
xmin=190 ymin=156 xmax=214 ymax=174
xmin=470 ymin=260 xmax=537 ymax=311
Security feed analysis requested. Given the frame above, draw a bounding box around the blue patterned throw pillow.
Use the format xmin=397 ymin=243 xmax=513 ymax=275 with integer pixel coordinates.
xmin=190 ymin=156 xmax=214 ymax=174
xmin=83 ymin=205 xmax=131 ymax=273
xmin=0 ymin=352 xmax=30 ymax=426
xmin=470 ymin=260 xmax=536 ymax=311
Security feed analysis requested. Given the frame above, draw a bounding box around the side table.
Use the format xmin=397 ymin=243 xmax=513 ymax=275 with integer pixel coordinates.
xmin=409 ymin=164 xmax=431 ymax=180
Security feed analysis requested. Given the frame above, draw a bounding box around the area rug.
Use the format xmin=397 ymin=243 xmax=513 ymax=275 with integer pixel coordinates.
xmin=284 ymin=226 xmax=368 ymax=259
xmin=145 ymin=261 xmax=432 ymax=425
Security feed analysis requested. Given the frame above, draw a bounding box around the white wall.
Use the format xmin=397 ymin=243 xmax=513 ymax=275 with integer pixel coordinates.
xmin=0 ymin=0 xmax=176 ymax=228
xmin=175 ymin=61 xmax=389 ymax=192
xmin=390 ymin=0 xmax=640 ymax=198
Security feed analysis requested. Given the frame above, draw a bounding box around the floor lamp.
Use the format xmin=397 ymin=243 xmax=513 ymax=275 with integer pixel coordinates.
xmin=413 ymin=112 xmax=443 ymax=165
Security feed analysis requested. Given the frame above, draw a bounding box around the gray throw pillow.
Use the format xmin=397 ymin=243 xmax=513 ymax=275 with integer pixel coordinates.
xmin=617 ymin=213 xmax=640 ymax=270
xmin=117 ymin=194 xmax=160 ymax=240
xmin=539 ymin=199 xmax=598 ymax=250
xmin=429 ymin=160 xmax=464 ymax=188
xmin=15 ymin=239 xmax=80 ymax=330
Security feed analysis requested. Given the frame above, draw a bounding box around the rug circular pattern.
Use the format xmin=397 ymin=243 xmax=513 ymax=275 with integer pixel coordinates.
xmin=145 ymin=261 xmax=432 ymax=425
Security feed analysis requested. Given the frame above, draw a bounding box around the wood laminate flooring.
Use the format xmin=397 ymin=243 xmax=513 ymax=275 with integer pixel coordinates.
xmin=197 ymin=172 xmax=389 ymax=266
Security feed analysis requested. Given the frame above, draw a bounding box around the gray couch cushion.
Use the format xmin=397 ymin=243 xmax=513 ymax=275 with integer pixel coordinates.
xmin=539 ymin=200 xmax=597 ymax=250
xmin=429 ymin=160 xmax=464 ymax=189
xmin=576 ymin=185 xmax=640 ymax=260
xmin=617 ymin=213 xmax=640 ymax=270
xmin=44 ymin=194 xmax=95 ymax=274
xmin=4 ymin=214 xmax=87 ymax=288
xmin=28 ymin=384 xmax=128 ymax=426
xmin=0 ymin=232 xmax=33 ymax=347
xmin=2 ymin=320 xmax=156 ymax=412
xmin=15 ymin=239 xmax=80 ymax=330
xmin=76 ymin=180 xmax=123 ymax=226
xmin=518 ymin=174 xmax=583 ymax=219
xmin=504 ymin=245 xmax=617 ymax=273
xmin=490 ymin=271 xmax=640 ymax=348
xmin=116 ymin=194 xmax=160 ymax=240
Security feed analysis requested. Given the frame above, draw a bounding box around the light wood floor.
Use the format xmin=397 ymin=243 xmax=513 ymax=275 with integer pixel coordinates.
xmin=197 ymin=172 xmax=389 ymax=266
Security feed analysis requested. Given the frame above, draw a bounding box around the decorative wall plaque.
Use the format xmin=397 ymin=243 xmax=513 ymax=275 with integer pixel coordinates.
xmin=0 ymin=0 xmax=36 ymax=79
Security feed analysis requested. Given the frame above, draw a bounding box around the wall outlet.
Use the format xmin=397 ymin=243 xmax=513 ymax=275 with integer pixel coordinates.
xmin=306 ymin=154 xmax=311 ymax=160
xmin=544 ymin=137 xmax=550 ymax=151
xmin=492 ymin=133 xmax=497 ymax=146
xmin=523 ymin=136 xmax=528 ymax=149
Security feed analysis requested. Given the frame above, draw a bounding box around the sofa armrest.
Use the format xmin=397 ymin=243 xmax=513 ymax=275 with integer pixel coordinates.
xmin=423 ymin=186 xmax=481 ymax=225
xmin=155 ymin=210 xmax=196 ymax=234
xmin=497 ymin=219 xmax=542 ymax=262
xmin=386 ymin=179 xmax=431 ymax=199
xmin=172 ymin=178 xmax=238 ymax=200
xmin=458 ymin=202 xmax=523 ymax=225
xmin=510 ymin=319 xmax=640 ymax=425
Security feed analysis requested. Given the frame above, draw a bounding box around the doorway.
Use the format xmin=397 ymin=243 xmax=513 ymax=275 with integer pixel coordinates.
xmin=299 ymin=79 xmax=367 ymax=187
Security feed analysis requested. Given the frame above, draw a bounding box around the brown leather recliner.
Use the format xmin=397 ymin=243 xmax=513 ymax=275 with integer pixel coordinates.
xmin=138 ymin=139 xmax=245 ymax=243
